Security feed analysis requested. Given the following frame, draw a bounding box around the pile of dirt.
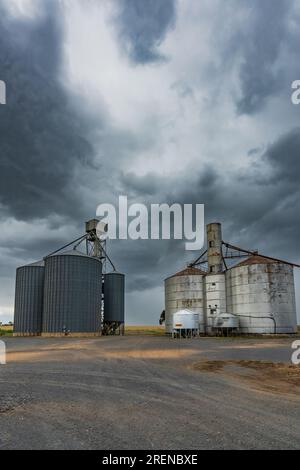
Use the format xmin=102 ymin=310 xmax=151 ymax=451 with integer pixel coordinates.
xmin=192 ymin=360 xmax=300 ymax=397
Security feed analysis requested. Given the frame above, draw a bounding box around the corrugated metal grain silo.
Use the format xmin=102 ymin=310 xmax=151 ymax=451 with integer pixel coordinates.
xmin=164 ymin=267 xmax=206 ymax=334
xmin=103 ymin=272 xmax=125 ymax=333
xmin=226 ymin=255 xmax=297 ymax=334
xmin=13 ymin=260 xmax=45 ymax=336
xmin=42 ymin=249 xmax=102 ymax=336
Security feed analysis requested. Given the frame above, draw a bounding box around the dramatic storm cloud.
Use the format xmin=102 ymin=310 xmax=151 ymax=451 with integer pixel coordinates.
xmin=0 ymin=1 xmax=97 ymax=221
xmin=115 ymin=0 xmax=177 ymax=63
xmin=235 ymin=0 xmax=290 ymax=114
xmin=1 ymin=0 xmax=300 ymax=325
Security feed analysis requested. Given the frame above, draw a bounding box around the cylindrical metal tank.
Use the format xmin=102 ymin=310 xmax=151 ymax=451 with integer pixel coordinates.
xmin=103 ymin=272 xmax=125 ymax=324
xmin=205 ymin=273 xmax=227 ymax=333
xmin=42 ymin=250 xmax=102 ymax=336
xmin=172 ymin=310 xmax=199 ymax=330
xmin=165 ymin=267 xmax=206 ymax=334
xmin=226 ymin=255 xmax=297 ymax=334
xmin=13 ymin=260 xmax=45 ymax=336
xmin=213 ymin=313 xmax=239 ymax=329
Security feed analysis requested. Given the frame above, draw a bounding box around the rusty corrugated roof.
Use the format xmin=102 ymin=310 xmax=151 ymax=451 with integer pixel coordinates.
xmin=166 ymin=267 xmax=207 ymax=280
xmin=235 ymin=255 xmax=281 ymax=267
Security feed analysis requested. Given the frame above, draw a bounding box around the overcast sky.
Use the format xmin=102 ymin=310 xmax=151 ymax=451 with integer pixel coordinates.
xmin=1 ymin=0 xmax=300 ymax=325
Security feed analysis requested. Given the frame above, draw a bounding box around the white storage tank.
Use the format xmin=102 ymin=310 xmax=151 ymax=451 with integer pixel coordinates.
xmin=213 ymin=313 xmax=239 ymax=332
xmin=172 ymin=309 xmax=199 ymax=331
xmin=205 ymin=273 xmax=227 ymax=333
xmin=226 ymin=255 xmax=297 ymax=334
xmin=164 ymin=267 xmax=206 ymax=334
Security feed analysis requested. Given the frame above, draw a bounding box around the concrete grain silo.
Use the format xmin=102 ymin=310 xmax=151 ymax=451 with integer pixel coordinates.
xmin=164 ymin=267 xmax=206 ymax=334
xmin=165 ymin=221 xmax=298 ymax=336
xmin=226 ymin=255 xmax=297 ymax=334
xmin=205 ymin=223 xmax=227 ymax=333
xmin=205 ymin=273 xmax=227 ymax=333
xmin=13 ymin=260 xmax=45 ymax=336
xmin=42 ymin=249 xmax=102 ymax=336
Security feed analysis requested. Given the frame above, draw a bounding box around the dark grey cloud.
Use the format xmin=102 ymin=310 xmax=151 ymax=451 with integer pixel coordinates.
xmin=264 ymin=127 xmax=300 ymax=184
xmin=0 ymin=2 xmax=97 ymax=222
xmin=120 ymin=171 xmax=164 ymax=196
xmin=209 ymin=128 xmax=300 ymax=261
xmin=235 ymin=0 xmax=292 ymax=114
xmin=118 ymin=125 xmax=300 ymax=294
xmin=115 ymin=0 xmax=177 ymax=64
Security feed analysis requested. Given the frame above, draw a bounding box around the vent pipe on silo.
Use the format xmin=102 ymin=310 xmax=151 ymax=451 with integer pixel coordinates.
xmin=207 ymin=223 xmax=223 ymax=273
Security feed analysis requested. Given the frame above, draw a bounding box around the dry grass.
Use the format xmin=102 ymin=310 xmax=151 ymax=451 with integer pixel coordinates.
xmin=0 ymin=325 xmax=165 ymax=337
xmin=0 ymin=325 xmax=13 ymax=336
xmin=125 ymin=325 xmax=165 ymax=336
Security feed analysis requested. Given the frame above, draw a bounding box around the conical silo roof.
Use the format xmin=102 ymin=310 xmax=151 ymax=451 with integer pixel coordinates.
xmin=235 ymin=255 xmax=280 ymax=267
xmin=165 ymin=266 xmax=207 ymax=281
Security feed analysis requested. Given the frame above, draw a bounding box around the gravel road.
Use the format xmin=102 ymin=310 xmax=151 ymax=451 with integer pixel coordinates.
xmin=0 ymin=336 xmax=299 ymax=450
